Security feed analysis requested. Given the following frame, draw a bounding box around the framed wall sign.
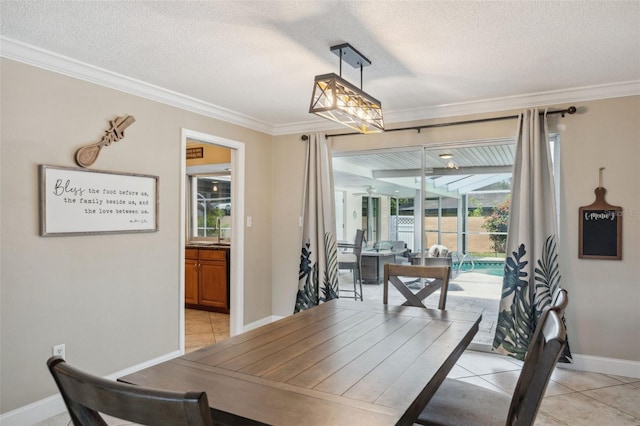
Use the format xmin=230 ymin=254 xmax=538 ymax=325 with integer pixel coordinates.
xmin=579 ymin=187 xmax=622 ymax=260
xmin=39 ymin=164 xmax=159 ymax=236
xmin=186 ymin=147 xmax=204 ymax=159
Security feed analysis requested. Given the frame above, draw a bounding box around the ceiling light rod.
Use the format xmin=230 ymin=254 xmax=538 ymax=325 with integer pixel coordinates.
xmin=325 ymin=106 xmax=577 ymax=138
xmin=331 ymin=43 xmax=371 ymax=90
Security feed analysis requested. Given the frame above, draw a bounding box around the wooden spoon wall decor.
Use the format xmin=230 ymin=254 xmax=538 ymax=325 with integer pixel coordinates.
xmin=75 ymin=115 xmax=136 ymax=167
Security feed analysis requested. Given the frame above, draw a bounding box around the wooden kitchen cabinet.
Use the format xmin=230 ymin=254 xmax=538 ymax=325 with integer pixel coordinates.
xmin=184 ymin=247 xmax=229 ymax=313
xmin=185 ymin=249 xmax=199 ymax=305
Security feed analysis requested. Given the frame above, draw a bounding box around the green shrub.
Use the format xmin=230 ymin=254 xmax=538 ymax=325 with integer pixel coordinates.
xmin=483 ymin=197 xmax=510 ymax=253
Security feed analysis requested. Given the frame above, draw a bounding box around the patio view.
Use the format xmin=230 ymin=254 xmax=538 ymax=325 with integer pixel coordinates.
xmin=333 ymin=141 xmax=524 ymax=347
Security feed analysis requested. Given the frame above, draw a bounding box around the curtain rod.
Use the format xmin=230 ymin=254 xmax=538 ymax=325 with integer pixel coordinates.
xmin=322 ymin=106 xmax=577 ymax=139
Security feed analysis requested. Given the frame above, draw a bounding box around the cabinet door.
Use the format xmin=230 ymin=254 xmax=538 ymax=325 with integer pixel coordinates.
xmin=185 ymin=258 xmax=199 ymax=305
xmin=199 ymin=260 xmax=228 ymax=310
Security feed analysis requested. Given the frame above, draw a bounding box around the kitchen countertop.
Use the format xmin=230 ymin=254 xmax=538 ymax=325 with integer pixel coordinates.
xmin=186 ymin=242 xmax=230 ymax=250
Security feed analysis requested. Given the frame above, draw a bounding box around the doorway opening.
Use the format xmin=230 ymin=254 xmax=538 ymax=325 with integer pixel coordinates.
xmin=180 ymin=129 xmax=245 ymax=353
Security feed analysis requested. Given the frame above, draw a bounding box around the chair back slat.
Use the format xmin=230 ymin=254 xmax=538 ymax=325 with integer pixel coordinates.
xmin=507 ymin=309 xmax=567 ymax=425
xmin=353 ymin=229 xmax=364 ymax=257
xmin=550 ymin=288 xmax=568 ymax=313
xmin=383 ymin=264 xmax=451 ymax=309
xmin=47 ymin=356 xmax=214 ymax=426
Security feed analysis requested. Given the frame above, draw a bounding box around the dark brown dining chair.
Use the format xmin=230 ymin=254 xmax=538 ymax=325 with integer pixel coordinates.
xmin=416 ymin=295 xmax=568 ymax=426
xmin=47 ymin=356 xmax=214 ymax=426
xmin=338 ymin=229 xmax=364 ymax=301
xmin=550 ymin=287 xmax=568 ymax=313
xmin=383 ymin=263 xmax=451 ymax=309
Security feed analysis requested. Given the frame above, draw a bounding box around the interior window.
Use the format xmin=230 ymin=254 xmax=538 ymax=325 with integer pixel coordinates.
xmin=189 ymin=175 xmax=231 ymax=240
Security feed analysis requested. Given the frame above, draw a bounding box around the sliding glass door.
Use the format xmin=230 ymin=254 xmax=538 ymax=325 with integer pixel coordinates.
xmin=334 ymin=135 xmax=562 ymax=348
xmin=334 ymin=139 xmax=519 ymax=347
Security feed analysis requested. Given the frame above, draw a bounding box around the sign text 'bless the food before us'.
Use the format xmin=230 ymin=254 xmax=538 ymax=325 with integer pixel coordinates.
xmin=40 ymin=165 xmax=158 ymax=236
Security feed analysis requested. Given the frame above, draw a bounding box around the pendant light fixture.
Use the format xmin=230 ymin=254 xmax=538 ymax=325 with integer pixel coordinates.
xmin=309 ymin=43 xmax=384 ymax=134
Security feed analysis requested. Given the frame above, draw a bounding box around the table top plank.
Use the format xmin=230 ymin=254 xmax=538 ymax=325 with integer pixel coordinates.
xmin=171 ymin=357 xmax=400 ymax=418
xmin=260 ymin=311 xmax=397 ymax=383
xmin=217 ymin=308 xmax=364 ymax=371
xmin=183 ymin=302 xmax=342 ymax=362
xmin=285 ymin=314 xmax=413 ymax=389
xmin=238 ymin=310 xmax=376 ymax=377
xmin=312 ymin=316 xmax=432 ymax=396
xmin=125 ymin=359 xmax=400 ymax=426
xmin=192 ymin=306 xmax=344 ymax=365
xmin=119 ymin=300 xmax=481 ymax=426
xmin=341 ymin=318 xmax=452 ymax=402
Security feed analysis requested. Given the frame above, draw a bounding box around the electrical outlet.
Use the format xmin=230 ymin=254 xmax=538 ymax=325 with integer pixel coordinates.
xmin=53 ymin=344 xmax=65 ymax=359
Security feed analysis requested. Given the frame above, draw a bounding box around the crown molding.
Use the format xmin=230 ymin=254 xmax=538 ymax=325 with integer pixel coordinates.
xmin=270 ymin=80 xmax=640 ymax=135
xmin=0 ymin=37 xmax=274 ymax=134
xmin=383 ymin=81 xmax=640 ymax=126
xmin=2 ymin=37 xmax=639 ymax=137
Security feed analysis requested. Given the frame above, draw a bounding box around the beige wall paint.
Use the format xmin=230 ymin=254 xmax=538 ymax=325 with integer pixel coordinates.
xmin=270 ymin=134 xmax=306 ymax=316
xmin=0 ymin=59 xmax=273 ymax=412
xmin=557 ymin=96 xmax=640 ymax=360
xmin=272 ymin=97 xmax=640 ymax=361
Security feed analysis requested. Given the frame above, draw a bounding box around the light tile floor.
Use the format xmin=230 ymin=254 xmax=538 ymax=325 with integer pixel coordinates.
xmin=184 ymin=309 xmax=230 ymax=353
xmin=37 ymin=309 xmax=640 ymax=426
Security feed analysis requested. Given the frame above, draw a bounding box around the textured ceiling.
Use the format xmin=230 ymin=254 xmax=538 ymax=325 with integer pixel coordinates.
xmin=1 ymin=1 xmax=639 ymax=133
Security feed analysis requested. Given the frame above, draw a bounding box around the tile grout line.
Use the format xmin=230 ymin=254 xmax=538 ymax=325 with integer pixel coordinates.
xmin=577 ymin=384 xmax=640 ymax=422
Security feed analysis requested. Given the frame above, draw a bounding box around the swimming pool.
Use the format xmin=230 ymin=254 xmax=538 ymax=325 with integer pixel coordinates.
xmin=453 ymin=260 xmax=505 ymax=277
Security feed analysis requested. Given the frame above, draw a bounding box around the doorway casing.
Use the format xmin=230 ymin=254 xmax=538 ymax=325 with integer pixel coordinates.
xmin=180 ymin=128 xmax=245 ymax=352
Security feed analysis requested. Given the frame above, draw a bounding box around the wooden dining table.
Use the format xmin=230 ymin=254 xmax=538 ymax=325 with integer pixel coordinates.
xmin=119 ymin=299 xmax=481 ymax=425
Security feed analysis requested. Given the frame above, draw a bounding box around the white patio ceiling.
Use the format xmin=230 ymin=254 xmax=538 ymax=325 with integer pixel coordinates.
xmin=333 ymin=143 xmax=514 ymax=199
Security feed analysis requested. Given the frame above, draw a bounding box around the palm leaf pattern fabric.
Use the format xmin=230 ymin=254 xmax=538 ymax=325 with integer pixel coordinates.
xmin=294 ymin=134 xmax=339 ymax=313
xmin=493 ymin=109 xmax=572 ymax=362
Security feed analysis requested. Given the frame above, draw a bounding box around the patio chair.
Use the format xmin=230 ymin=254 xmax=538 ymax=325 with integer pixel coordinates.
xmin=47 ymin=356 xmax=214 ymax=426
xmin=416 ymin=295 xmax=568 ymax=426
xmin=410 ymin=245 xmax=453 ymax=268
xmin=338 ymin=229 xmax=364 ymax=301
xmin=383 ymin=263 xmax=451 ymax=309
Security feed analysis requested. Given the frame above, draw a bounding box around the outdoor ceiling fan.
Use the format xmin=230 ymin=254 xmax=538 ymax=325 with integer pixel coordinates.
xmin=352 ymin=185 xmax=401 ymax=198
xmin=351 ymin=185 xmax=378 ymax=196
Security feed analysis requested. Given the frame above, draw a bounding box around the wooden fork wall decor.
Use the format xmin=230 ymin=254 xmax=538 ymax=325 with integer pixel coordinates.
xmin=75 ymin=115 xmax=136 ymax=167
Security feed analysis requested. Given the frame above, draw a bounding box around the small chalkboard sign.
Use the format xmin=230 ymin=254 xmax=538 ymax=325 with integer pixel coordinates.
xmin=579 ymin=187 xmax=622 ymax=260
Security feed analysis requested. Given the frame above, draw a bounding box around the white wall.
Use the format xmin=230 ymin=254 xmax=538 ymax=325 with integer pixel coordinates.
xmin=0 ymin=58 xmax=274 ymax=414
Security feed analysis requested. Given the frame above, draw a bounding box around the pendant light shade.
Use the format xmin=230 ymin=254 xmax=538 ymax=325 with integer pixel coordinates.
xmin=309 ymin=44 xmax=384 ymax=134
xmin=310 ymin=73 xmax=384 ymax=134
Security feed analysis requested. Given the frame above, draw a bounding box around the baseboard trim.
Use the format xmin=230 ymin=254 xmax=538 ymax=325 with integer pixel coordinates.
xmin=2 ymin=316 xmax=289 ymax=424
xmin=556 ymin=353 xmax=640 ymax=379
xmin=473 ymin=344 xmax=640 ymax=379
xmin=0 ymin=394 xmax=67 ymax=426
xmin=0 ymin=350 xmax=181 ymax=426
xmin=242 ymin=315 xmax=283 ymax=332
